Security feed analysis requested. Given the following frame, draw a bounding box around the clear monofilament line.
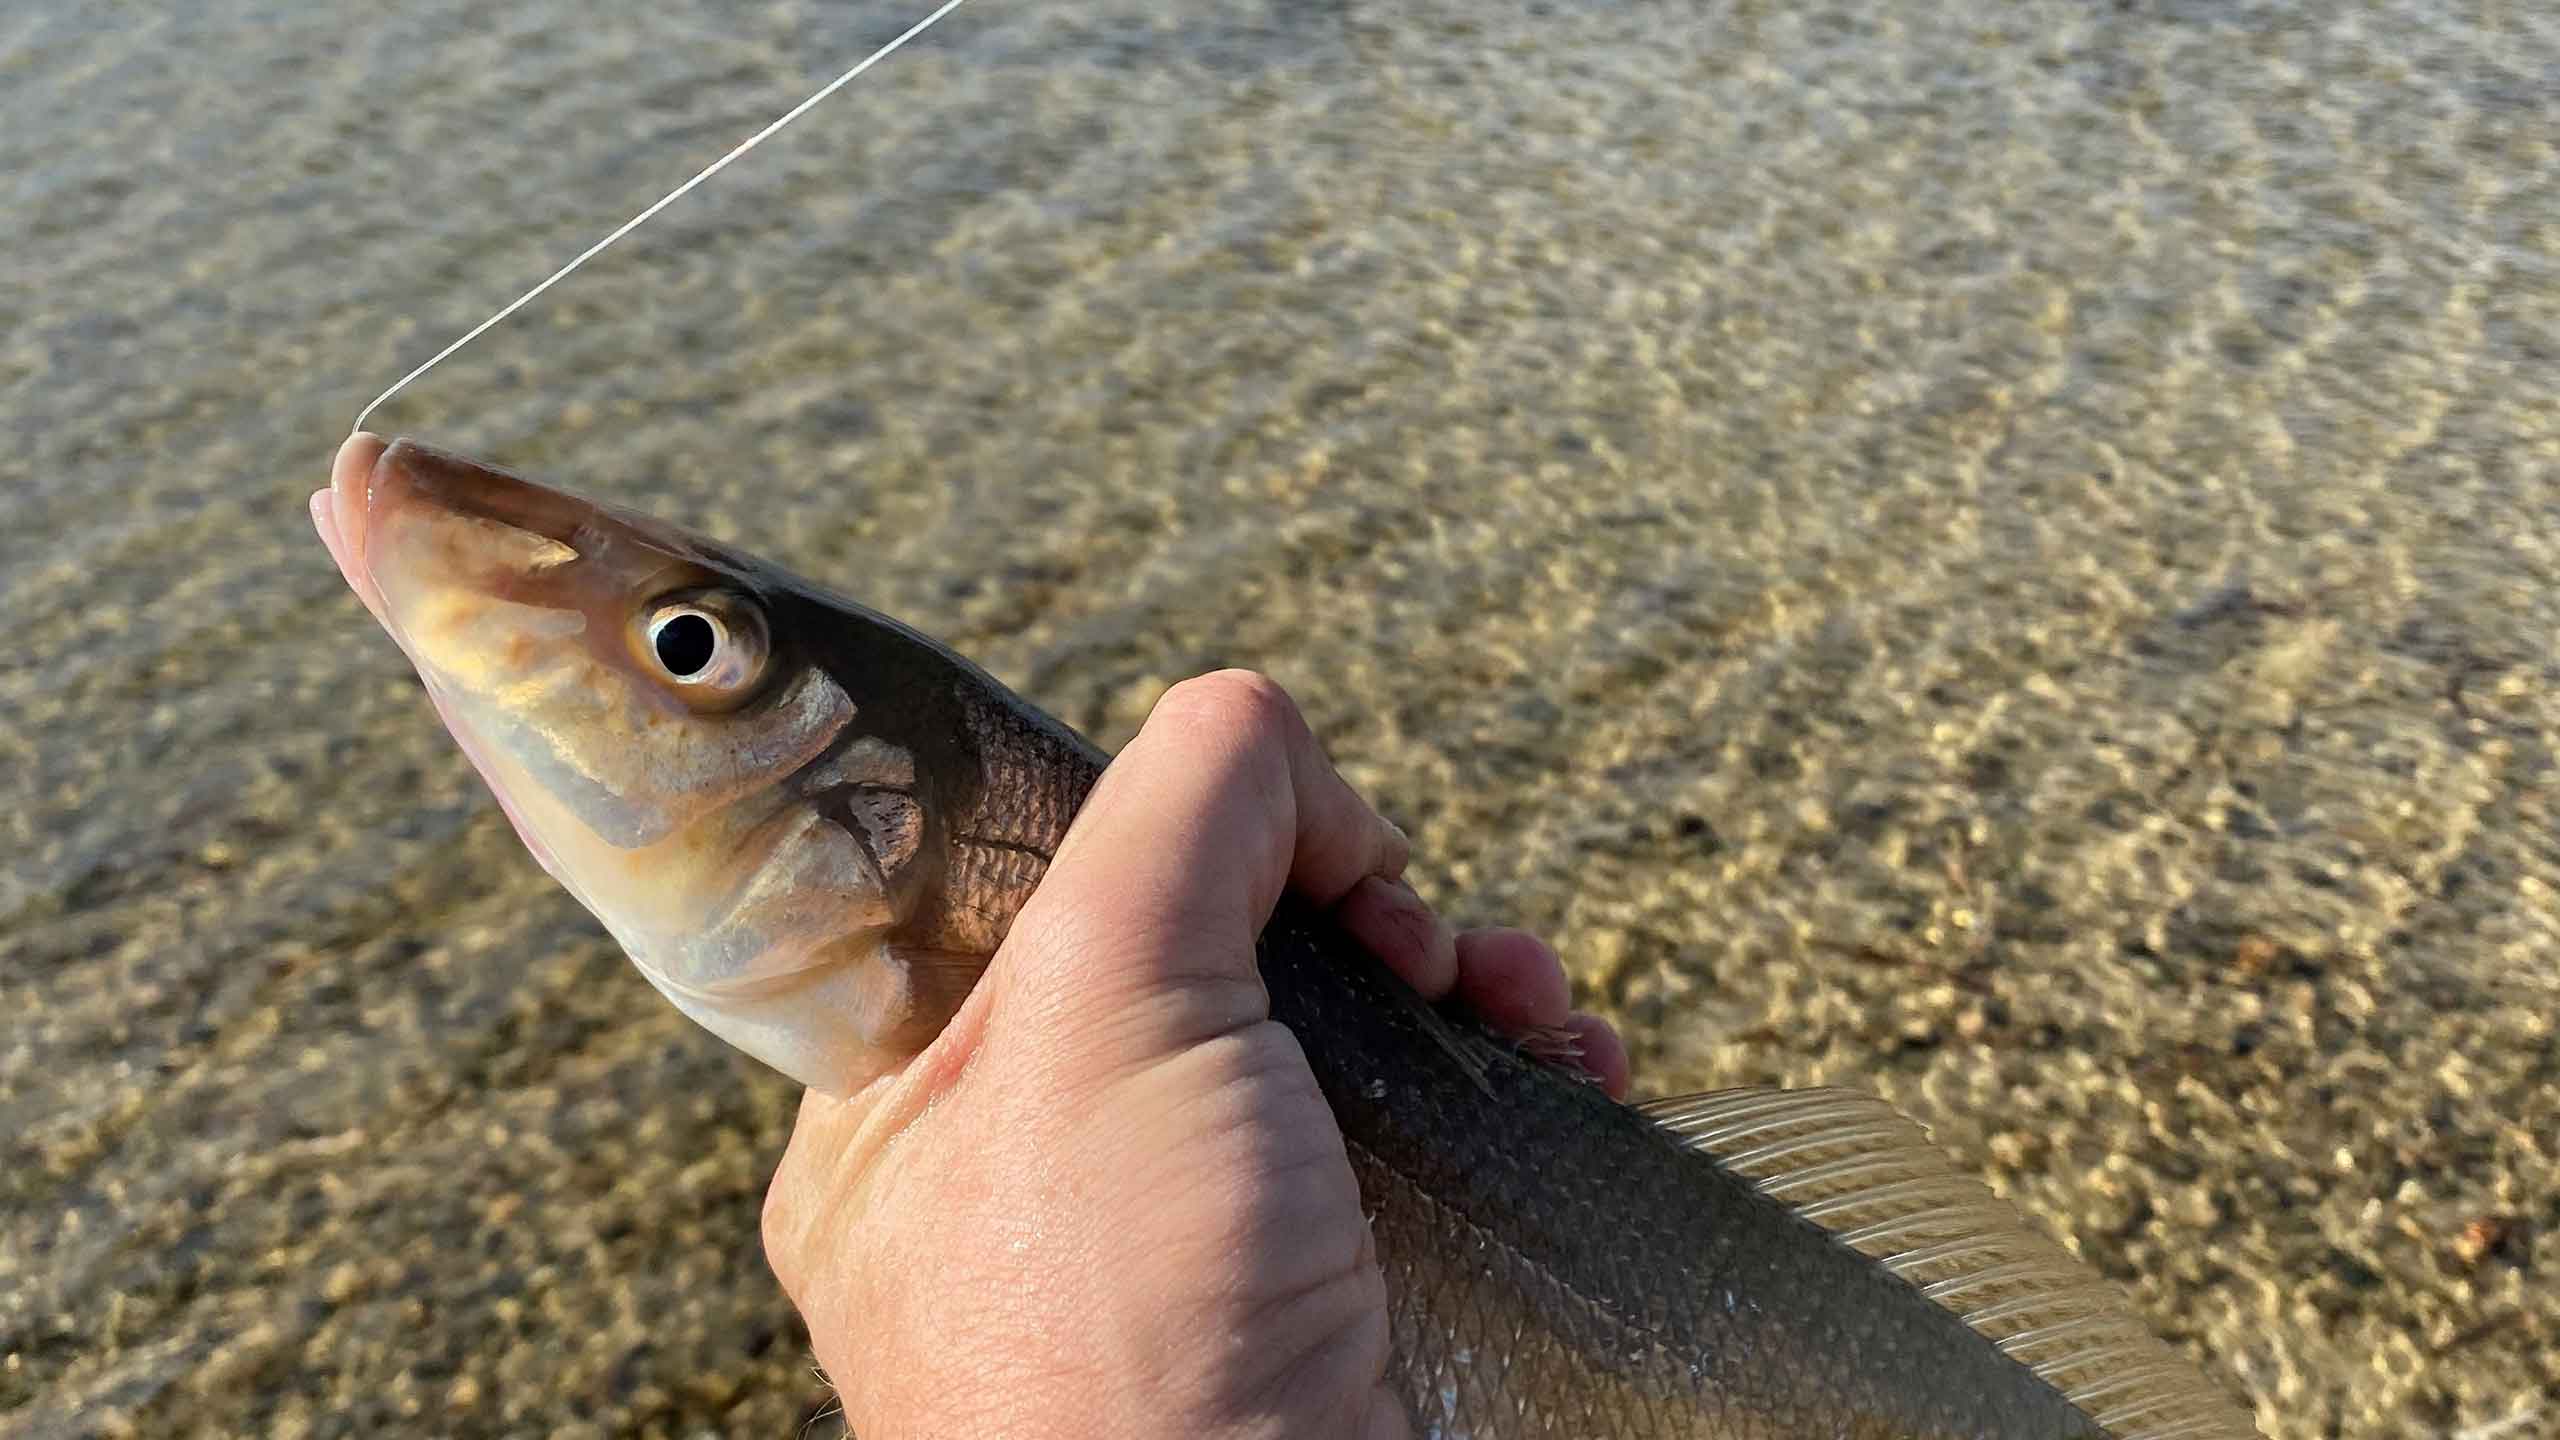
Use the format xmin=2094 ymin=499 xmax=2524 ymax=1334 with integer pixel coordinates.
xmin=353 ymin=0 xmax=974 ymax=435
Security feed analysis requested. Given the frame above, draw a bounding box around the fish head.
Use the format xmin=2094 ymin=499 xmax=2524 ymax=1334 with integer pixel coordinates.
xmin=313 ymin=432 xmax=972 ymax=1095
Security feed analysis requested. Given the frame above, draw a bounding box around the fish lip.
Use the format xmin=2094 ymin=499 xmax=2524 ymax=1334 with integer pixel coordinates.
xmin=330 ymin=429 xmax=386 ymax=558
xmin=314 ymin=430 xmax=392 ymax=622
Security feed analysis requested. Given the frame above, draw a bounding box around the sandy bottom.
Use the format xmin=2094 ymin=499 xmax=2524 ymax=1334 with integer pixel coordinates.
xmin=4 ymin=1 xmax=2554 ymax=1435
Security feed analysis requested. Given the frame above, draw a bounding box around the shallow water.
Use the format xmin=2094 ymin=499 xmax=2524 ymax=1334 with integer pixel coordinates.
xmin=5 ymin=1 xmax=2556 ymax=1434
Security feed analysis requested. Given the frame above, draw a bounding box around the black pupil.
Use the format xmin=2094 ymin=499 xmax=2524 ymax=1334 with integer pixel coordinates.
xmin=655 ymin=613 xmax=719 ymax=678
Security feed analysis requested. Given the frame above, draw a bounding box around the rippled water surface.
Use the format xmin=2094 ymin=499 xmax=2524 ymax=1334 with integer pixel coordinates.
xmin=5 ymin=2 xmax=2556 ymax=1434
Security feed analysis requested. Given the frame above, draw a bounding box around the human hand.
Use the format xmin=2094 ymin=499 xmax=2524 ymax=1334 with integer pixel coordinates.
xmin=761 ymin=671 xmax=1627 ymax=1440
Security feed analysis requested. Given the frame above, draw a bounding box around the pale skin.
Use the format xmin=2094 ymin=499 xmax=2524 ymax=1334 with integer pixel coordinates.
xmin=762 ymin=671 xmax=1631 ymax=1440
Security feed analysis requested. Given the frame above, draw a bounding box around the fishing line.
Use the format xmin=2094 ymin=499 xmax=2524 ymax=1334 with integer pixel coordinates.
xmin=353 ymin=0 xmax=974 ymax=435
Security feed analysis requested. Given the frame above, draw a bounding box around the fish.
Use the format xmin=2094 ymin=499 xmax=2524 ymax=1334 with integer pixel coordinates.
xmin=311 ymin=430 xmax=2260 ymax=1439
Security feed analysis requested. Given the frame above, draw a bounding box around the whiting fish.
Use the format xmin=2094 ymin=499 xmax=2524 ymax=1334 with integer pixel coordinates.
xmin=308 ymin=432 xmax=2258 ymax=1438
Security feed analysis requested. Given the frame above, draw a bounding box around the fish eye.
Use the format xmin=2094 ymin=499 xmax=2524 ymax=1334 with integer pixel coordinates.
xmin=634 ymin=590 xmax=768 ymax=706
xmin=652 ymin=610 xmax=720 ymax=677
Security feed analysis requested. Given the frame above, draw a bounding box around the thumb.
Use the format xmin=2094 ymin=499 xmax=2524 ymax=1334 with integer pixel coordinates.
xmin=989 ymin=670 xmax=1410 ymax=1062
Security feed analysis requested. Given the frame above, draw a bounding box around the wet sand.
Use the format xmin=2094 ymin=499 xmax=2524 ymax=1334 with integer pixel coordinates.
xmin=4 ymin=1 xmax=2555 ymax=1434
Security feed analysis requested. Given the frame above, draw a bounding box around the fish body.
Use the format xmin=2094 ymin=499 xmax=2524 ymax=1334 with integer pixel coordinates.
xmin=312 ymin=433 xmax=2255 ymax=1439
xmin=1252 ymin=898 xmax=2111 ymax=1438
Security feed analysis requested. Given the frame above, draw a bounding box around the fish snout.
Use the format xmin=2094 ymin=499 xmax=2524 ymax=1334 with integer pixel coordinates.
xmin=316 ymin=433 xmax=624 ymax=597
xmin=328 ymin=430 xmax=607 ymax=547
xmin=313 ymin=430 xmax=392 ymax=619
xmin=315 ymin=432 xmax=499 ymax=617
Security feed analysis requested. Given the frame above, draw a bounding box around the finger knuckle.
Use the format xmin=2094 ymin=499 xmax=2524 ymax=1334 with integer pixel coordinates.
xmin=1156 ymin=668 xmax=1301 ymax=748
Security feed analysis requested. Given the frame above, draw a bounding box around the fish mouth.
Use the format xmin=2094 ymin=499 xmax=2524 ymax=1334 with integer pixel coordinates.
xmin=308 ymin=431 xmax=597 ymax=885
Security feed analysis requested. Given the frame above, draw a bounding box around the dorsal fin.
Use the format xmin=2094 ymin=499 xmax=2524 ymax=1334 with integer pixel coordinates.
xmin=1640 ymin=1087 xmax=2259 ymax=1440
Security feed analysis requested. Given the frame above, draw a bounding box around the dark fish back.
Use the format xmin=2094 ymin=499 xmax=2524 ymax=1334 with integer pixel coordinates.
xmin=1256 ymin=900 xmax=2108 ymax=1438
